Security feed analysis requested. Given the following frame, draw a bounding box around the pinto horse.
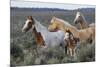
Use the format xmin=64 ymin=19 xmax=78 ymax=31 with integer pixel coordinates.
xmin=74 ymin=12 xmax=95 ymax=29
xmin=22 ymin=16 xmax=66 ymax=48
xmin=48 ymin=17 xmax=95 ymax=44
xmin=64 ymin=29 xmax=80 ymax=57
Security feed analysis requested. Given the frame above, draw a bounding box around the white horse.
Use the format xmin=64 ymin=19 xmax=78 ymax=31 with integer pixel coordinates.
xmin=22 ymin=16 xmax=66 ymax=48
xmin=74 ymin=12 xmax=95 ymax=29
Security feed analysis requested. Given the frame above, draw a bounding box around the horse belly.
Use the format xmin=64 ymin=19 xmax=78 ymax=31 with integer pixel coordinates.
xmin=49 ymin=34 xmax=64 ymax=47
xmin=41 ymin=31 xmax=65 ymax=47
xmin=79 ymin=28 xmax=94 ymax=43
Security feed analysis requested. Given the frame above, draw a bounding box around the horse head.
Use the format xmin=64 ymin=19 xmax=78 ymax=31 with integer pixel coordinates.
xmin=48 ymin=16 xmax=59 ymax=32
xmin=64 ymin=29 xmax=72 ymax=41
xmin=22 ymin=16 xmax=35 ymax=32
xmin=74 ymin=12 xmax=83 ymax=24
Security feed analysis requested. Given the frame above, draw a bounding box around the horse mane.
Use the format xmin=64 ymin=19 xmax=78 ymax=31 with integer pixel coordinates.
xmin=53 ymin=17 xmax=78 ymax=31
xmin=33 ymin=18 xmax=48 ymax=32
xmin=79 ymin=12 xmax=88 ymax=24
xmin=77 ymin=12 xmax=88 ymax=28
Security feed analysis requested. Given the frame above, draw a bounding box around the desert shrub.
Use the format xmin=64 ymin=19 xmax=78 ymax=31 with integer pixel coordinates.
xmin=62 ymin=57 xmax=73 ymax=63
xmin=10 ymin=42 xmax=24 ymax=66
xmin=23 ymin=40 xmax=33 ymax=49
xmin=23 ymin=52 xmax=35 ymax=65
xmin=47 ymin=57 xmax=59 ymax=64
xmin=10 ymin=42 xmax=23 ymax=58
xmin=34 ymin=46 xmax=65 ymax=64
xmin=77 ymin=44 xmax=95 ymax=62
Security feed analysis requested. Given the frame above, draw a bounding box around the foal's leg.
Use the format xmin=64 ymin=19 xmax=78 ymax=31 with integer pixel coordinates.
xmin=69 ymin=48 xmax=72 ymax=57
xmin=73 ymin=47 xmax=77 ymax=58
xmin=74 ymin=47 xmax=77 ymax=60
xmin=67 ymin=48 xmax=70 ymax=55
xmin=65 ymin=46 xmax=67 ymax=54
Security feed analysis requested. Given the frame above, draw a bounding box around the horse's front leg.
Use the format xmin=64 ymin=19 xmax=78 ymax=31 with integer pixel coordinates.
xmin=69 ymin=48 xmax=72 ymax=57
xmin=65 ymin=45 xmax=67 ymax=54
xmin=73 ymin=47 xmax=77 ymax=57
xmin=73 ymin=47 xmax=77 ymax=59
xmin=67 ymin=47 xmax=70 ymax=55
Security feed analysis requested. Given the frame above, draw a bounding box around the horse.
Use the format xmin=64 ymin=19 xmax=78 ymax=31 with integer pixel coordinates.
xmin=33 ymin=27 xmax=45 ymax=47
xmin=73 ymin=12 xmax=95 ymax=43
xmin=48 ymin=17 xmax=95 ymax=44
xmin=22 ymin=16 xmax=66 ymax=48
xmin=64 ymin=29 xmax=80 ymax=57
xmin=73 ymin=12 xmax=95 ymax=29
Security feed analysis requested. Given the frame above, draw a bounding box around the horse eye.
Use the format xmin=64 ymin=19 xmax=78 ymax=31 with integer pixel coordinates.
xmin=29 ymin=22 xmax=32 ymax=24
xmin=79 ymin=16 xmax=81 ymax=18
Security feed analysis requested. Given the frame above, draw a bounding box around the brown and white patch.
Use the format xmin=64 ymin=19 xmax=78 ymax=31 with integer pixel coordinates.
xmin=33 ymin=27 xmax=45 ymax=47
xmin=22 ymin=16 xmax=35 ymax=32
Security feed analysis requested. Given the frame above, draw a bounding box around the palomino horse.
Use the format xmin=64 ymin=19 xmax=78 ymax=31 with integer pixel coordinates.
xmin=48 ymin=17 xmax=95 ymax=44
xmin=74 ymin=12 xmax=95 ymax=29
xmin=22 ymin=16 xmax=66 ymax=48
xmin=73 ymin=12 xmax=95 ymax=43
xmin=64 ymin=29 xmax=80 ymax=57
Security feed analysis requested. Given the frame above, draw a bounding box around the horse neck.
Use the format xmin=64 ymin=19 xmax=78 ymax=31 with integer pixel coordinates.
xmin=55 ymin=18 xmax=78 ymax=34
xmin=33 ymin=27 xmax=38 ymax=37
xmin=80 ymin=15 xmax=88 ymax=29
xmin=32 ymin=27 xmax=45 ymax=47
xmin=34 ymin=19 xmax=48 ymax=32
xmin=67 ymin=26 xmax=79 ymax=35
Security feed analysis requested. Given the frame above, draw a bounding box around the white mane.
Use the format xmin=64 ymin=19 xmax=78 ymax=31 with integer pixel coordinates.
xmin=33 ymin=19 xmax=48 ymax=32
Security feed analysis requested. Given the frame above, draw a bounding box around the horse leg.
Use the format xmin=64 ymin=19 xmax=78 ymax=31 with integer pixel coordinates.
xmin=67 ymin=48 xmax=69 ymax=55
xmin=74 ymin=47 xmax=77 ymax=59
xmin=88 ymin=34 xmax=93 ymax=44
xmin=72 ymin=48 xmax=75 ymax=57
xmin=65 ymin=45 xmax=67 ymax=55
xmin=89 ymin=39 xmax=93 ymax=44
xmin=88 ymin=33 xmax=94 ymax=44
xmin=87 ymin=38 xmax=93 ymax=44
xmin=73 ymin=47 xmax=77 ymax=60
xmin=69 ymin=48 xmax=72 ymax=57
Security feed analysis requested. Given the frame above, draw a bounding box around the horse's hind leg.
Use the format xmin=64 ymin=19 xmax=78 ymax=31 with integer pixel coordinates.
xmin=88 ymin=34 xmax=94 ymax=44
xmin=88 ymin=38 xmax=93 ymax=44
xmin=88 ymin=36 xmax=94 ymax=44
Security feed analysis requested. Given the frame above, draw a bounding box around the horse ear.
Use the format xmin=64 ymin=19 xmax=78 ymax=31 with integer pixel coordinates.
xmin=27 ymin=16 xmax=33 ymax=20
xmin=65 ymin=28 xmax=68 ymax=32
xmin=52 ymin=16 xmax=57 ymax=20
xmin=66 ymin=28 xmax=69 ymax=32
xmin=77 ymin=12 xmax=80 ymax=14
xmin=27 ymin=16 xmax=35 ymax=24
xmin=66 ymin=28 xmax=72 ymax=35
